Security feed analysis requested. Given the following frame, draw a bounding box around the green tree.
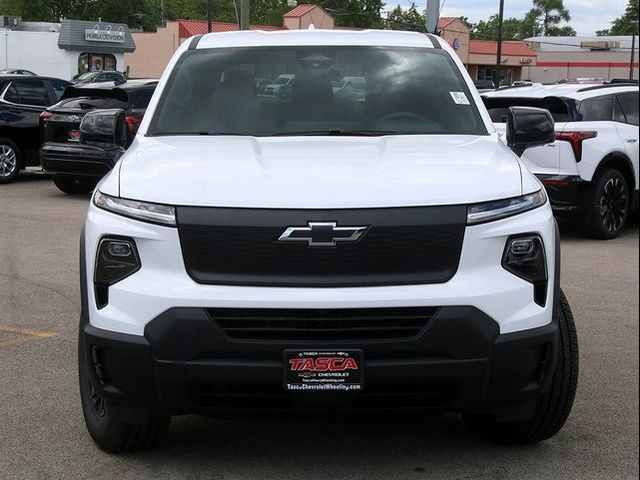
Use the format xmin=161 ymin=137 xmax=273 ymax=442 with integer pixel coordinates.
xmin=386 ymin=2 xmax=424 ymax=31
xmin=524 ymin=0 xmax=576 ymax=36
xmin=473 ymin=14 xmax=530 ymax=40
xmin=317 ymin=0 xmax=384 ymax=29
xmin=597 ymin=0 xmax=639 ymax=35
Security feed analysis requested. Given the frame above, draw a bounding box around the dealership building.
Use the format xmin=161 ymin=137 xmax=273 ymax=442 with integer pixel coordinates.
xmin=522 ymin=35 xmax=639 ymax=83
xmin=0 ymin=16 xmax=136 ymax=80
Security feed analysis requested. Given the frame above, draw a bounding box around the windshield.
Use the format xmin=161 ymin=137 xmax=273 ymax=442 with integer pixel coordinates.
xmin=77 ymin=73 xmax=95 ymax=81
xmin=149 ymin=46 xmax=486 ymax=137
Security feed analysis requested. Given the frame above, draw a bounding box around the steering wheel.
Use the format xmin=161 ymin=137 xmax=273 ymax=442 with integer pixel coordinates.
xmin=378 ymin=111 xmax=428 ymax=123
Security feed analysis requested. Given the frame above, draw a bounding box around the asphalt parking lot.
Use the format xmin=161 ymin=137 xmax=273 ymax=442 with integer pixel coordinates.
xmin=1 ymin=172 xmax=638 ymax=480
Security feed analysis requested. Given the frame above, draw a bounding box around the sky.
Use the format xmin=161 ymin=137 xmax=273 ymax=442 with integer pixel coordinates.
xmin=389 ymin=0 xmax=630 ymax=36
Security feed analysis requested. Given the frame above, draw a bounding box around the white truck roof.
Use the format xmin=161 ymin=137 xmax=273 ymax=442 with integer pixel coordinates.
xmin=195 ymin=29 xmax=437 ymax=50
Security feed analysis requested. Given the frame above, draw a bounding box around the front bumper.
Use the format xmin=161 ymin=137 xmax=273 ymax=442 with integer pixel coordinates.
xmin=80 ymin=200 xmax=561 ymax=421
xmin=40 ymin=142 xmax=119 ymax=179
xmin=80 ymin=305 xmax=558 ymax=421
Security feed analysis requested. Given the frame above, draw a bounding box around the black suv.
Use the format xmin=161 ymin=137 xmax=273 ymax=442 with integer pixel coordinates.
xmin=0 ymin=75 xmax=71 ymax=183
xmin=40 ymin=79 xmax=157 ymax=194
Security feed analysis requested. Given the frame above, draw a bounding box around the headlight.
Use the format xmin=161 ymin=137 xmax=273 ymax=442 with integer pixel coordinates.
xmin=467 ymin=190 xmax=547 ymax=225
xmin=93 ymin=191 xmax=176 ymax=226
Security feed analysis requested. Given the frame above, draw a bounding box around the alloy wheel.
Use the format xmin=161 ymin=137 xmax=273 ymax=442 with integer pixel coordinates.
xmin=599 ymin=177 xmax=627 ymax=233
xmin=0 ymin=144 xmax=17 ymax=178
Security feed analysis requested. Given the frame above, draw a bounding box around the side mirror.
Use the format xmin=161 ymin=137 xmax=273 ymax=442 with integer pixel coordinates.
xmin=80 ymin=108 xmax=127 ymax=148
xmin=506 ymin=107 xmax=555 ymax=157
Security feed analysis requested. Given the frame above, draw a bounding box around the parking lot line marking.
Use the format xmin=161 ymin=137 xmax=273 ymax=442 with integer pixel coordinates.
xmin=0 ymin=324 xmax=56 ymax=348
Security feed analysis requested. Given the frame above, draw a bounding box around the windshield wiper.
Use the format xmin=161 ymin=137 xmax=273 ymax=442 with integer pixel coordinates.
xmin=151 ymin=131 xmax=251 ymax=136
xmin=270 ymin=129 xmax=399 ymax=137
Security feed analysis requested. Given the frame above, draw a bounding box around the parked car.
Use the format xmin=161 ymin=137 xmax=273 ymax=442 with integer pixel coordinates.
xmin=254 ymin=77 xmax=272 ymax=93
xmin=78 ymin=29 xmax=578 ymax=452
xmin=72 ymin=71 xmax=127 ymax=85
xmin=40 ymin=79 xmax=157 ymax=194
xmin=0 ymin=69 xmax=37 ymax=76
xmin=264 ymin=73 xmax=295 ymax=97
xmin=483 ymin=83 xmax=639 ymax=239
xmin=332 ymin=75 xmax=366 ymax=102
xmin=0 ymin=75 xmax=71 ymax=183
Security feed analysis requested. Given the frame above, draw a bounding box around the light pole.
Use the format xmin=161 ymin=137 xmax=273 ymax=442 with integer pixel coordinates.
xmin=495 ymin=0 xmax=505 ymax=89
xmin=630 ymin=22 xmax=637 ymax=81
xmin=240 ymin=0 xmax=249 ymax=30
xmin=207 ymin=0 xmax=212 ymax=32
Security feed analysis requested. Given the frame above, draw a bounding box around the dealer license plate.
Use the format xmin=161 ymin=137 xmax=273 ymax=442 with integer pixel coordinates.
xmin=284 ymin=350 xmax=364 ymax=391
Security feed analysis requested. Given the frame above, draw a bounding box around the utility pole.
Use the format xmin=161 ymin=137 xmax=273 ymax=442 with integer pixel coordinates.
xmin=630 ymin=22 xmax=637 ymax=81
xmin=425 ymin=0 xmax=440 ymax=34
xmin=495 ymin=0 xmax=505 ymax=89
xmin=207 ymin=0 xmax=212 ymax=33
xmin=240 ymin=0 xmax=250 ymax=30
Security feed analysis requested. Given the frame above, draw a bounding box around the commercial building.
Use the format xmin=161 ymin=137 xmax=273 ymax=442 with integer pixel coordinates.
xmin=0 ymin=16 xmax=136 ymax=80
xmin=125 ymin=5 xmax=337 ymax=77
xmin=438 ymin=17 xmax=538 ymax=84
xmin=126 ymin=20 xmax=284 ymax=78
xmin=126 ymin=8 xmax=537 ymax=83
xmin=522 ymin=36 xmax=639 ymax=83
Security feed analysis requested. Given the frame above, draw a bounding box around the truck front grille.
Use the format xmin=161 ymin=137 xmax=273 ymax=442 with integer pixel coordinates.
xmin=176 ymin=206 xmax=466 ymax=287
xmin=208 ymin=306 xmax=438 ymax=342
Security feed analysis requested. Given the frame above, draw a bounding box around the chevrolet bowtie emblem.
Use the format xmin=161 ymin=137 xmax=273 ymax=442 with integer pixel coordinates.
xmin=278 ymin=222 xmax=367 ymax=247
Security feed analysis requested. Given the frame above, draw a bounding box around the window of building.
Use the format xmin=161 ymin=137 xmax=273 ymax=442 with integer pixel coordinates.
xmin=477 ymin=66 xmax=513 ymax=86
xmin=77 ymin=53 xmax=117 ymax=74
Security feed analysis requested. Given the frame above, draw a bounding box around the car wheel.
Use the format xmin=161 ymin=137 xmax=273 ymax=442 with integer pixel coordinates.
xmin=0 ymin=139 xmax=21 ymax=184
xmin=53 ymin=176 xmax=96 ymax=195
xmin=583 ymin=169 xmax=630 ymax=239
xmin=78 ymin=330 xmax=170 ymax=452
xmin=463 ymin=289 xmax=578 ymax=444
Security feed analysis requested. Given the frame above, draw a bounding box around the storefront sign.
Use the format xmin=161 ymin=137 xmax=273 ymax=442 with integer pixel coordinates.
xmin=85 ymin=28 xmax=125 ymax=43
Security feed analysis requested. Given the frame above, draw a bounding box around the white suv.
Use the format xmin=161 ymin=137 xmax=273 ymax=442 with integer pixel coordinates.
xmin=483 ymin=84 xmax=639 ymax=239
xmin=78 ymin=30 xmax=578 ymax=452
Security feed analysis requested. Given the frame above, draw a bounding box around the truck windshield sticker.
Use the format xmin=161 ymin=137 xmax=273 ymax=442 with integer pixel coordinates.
xmin=450 ymin=91 xmax=470 ymax=105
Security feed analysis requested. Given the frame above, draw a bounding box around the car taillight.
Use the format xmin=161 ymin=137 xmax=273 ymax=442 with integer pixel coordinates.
xmin=125 ymin=114 xmax=143 ymax=136
xmin=555 ymin=131 xmax=597 ymax=162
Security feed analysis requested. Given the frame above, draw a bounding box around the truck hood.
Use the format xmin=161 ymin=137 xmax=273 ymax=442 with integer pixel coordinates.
xmin=116 ymin=135 xmax=524 ymax=208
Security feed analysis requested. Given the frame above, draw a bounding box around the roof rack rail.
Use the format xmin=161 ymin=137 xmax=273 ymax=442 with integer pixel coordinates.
xmin=495 ymin=84 xmax=533 ymax=92
xmin=578 ymin=83 xmax=639 ymax=93
xmin=609 ymin=78 xmax=639 ymax=84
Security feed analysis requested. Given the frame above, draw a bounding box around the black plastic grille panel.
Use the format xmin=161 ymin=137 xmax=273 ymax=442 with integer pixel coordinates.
xmin=177 ymin=206 xmax=466 ymax=287
xmin=208 ymin=306 xmax=439 ymax=342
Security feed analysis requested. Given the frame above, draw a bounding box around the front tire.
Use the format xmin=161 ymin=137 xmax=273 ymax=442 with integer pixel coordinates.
xmin=583 ymin=169 xmax=630 ymax=239
xmin=53 ymin=176 xmax=96 ymax=195
xmin=464 ymin=290 xmax=579 ymax=444
xmin=0 ymin=138 xmax=21 ymax=184
xmin=78 ymin=331 xmax=170 ymax=452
